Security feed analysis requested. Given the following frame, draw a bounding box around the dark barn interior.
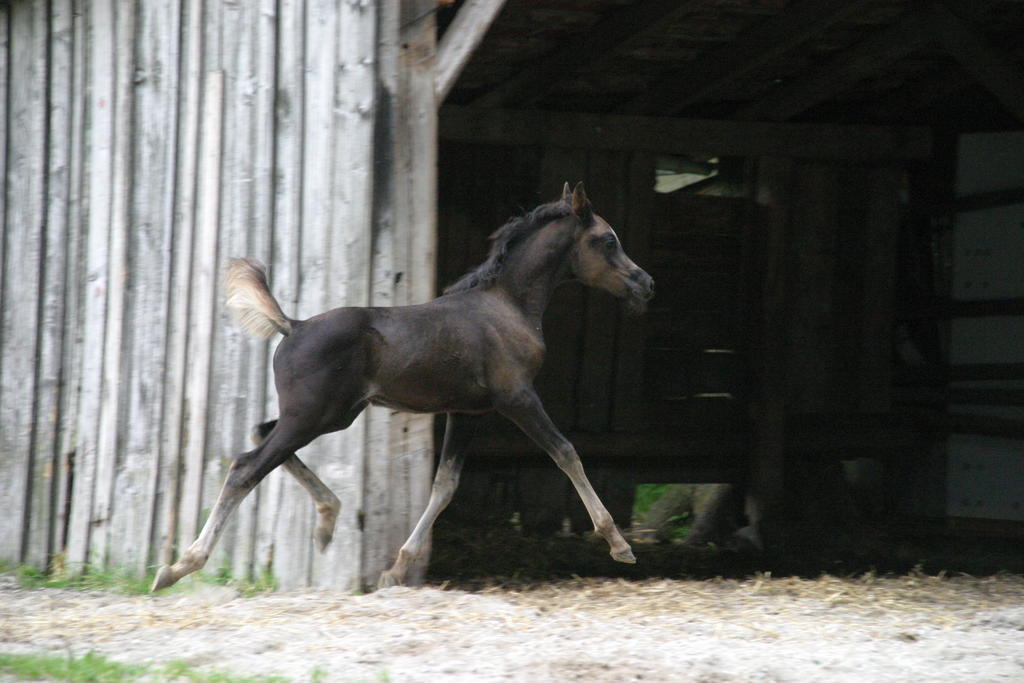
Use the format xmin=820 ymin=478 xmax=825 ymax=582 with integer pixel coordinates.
xmin=429 ymin=0 xmax=1024 ymax=582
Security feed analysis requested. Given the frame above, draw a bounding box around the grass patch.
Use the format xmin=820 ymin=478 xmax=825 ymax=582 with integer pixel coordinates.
xmin=6 ymin=557 xmax=276 ymax=598
xmin=0 ymin=651 xmax=289 ymax=682
xmin=632 ymin=483 xmax=673 ymax=519
xmin=15 ymin=564 xmax=152 ymax=595
xmin=0 ymin=651 xmax=146 ymax=682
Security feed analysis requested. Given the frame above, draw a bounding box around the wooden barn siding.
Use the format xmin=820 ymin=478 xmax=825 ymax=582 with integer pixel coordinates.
xmin=0 ymin=0 xmax=432 ymax=591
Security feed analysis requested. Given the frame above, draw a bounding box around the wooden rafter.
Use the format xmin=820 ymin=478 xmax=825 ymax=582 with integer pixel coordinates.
xmin=621 ymin=0 xmax=873 ymax=116
xmin=440 ymin=105 xmax=932 ymax=160
xmin=853 ymin=67 xmax=974 ymax=123
xmin=734 ymin=9 xmax=931 ymax=121
xmin=927 ymin=2 xmax=1024 ymax=123
xmin=471 ymin=0 xmax=692 ymax=109
xmin=435 ymin=0 xmax=507 ymax=102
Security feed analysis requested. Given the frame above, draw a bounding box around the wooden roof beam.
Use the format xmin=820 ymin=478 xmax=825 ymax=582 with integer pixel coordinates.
xmin=854 ymin=67 xmax=974 ymax=123
xmin=440 ymin=105 xmax=932 ymax=161
xmin=622 ymin=0 xmax=874 ymax=116
xmin=435 ymin=0 xmax=508 ymax=102
xmin=470 ymin=0 xmax=694 ymax=109
xmin=734 ymin=9 xmax=932 ymax=122
xmin=927 ymin=2 xmax=1024 ymax=123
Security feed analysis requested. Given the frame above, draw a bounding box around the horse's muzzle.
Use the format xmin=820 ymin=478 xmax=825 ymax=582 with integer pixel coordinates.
xmin=631 ymin=269 xmax=655 ymax=301
xmin=624 ymin=269 xmax=655 ymax=315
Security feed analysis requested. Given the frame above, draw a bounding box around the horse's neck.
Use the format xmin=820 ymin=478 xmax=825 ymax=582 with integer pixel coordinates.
xmin=497 ymin=222 xmax=574 ymax=324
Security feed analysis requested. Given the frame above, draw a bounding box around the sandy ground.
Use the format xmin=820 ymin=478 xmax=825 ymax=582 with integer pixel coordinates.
xmin=1 ymin=573 xmax=1023 ymax=682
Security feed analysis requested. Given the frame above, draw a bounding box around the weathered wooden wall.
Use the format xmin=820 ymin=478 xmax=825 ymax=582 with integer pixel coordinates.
xmin=0 ymin=0 xmax=434 ymax=591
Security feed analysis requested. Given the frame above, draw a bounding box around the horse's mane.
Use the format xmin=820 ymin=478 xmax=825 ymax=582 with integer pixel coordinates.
xmin=444 ymin=200 xmax=573 ymax=295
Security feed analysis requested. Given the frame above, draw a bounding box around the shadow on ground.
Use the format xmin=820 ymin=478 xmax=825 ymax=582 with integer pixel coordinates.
xmin=427 ymin=516 xmax=1024 ymax=590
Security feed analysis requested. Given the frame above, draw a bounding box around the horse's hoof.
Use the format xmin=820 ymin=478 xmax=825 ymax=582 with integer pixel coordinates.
xmin=315 ymin=528 xmax=334 ymax=553
xmin=377 ymin=571 xmax=402 ymax=589
xmin=151 ymin=566 xmax=177 ymax=592
xmin=611 ymin=547 xmax=637 ymax=564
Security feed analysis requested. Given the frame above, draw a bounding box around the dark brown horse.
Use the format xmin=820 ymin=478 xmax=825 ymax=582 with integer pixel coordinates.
xmin=152 ymin=183 xmax=654 ymax=591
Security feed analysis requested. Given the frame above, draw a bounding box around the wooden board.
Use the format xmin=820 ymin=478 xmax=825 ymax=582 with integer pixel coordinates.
xmin=0 ymin=0 xmax=47 ymax=564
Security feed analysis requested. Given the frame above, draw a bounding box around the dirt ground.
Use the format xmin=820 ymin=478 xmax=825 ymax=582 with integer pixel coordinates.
xmin=2 ymin=571 xmax=1023 ymax=682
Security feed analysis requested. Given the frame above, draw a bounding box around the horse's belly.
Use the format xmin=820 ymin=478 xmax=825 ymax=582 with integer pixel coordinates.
xmin=367 ymin=370 xmax=493 ymax=414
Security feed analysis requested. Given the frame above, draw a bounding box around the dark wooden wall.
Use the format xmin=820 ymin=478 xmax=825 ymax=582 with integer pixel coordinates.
xmin=437 ymin=140 xmax=906 ymax=536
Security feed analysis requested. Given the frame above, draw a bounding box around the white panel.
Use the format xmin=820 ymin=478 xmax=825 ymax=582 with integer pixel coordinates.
xmin=949 ymin=317 xmax=1024 ymax=365
xmin=956 ymin=132 xmax=1024 ymax=196
xmin=947 ymin=435 xmax=1024 ymax=521
xmin=951 ymin=204 xmax=1024 ymax=300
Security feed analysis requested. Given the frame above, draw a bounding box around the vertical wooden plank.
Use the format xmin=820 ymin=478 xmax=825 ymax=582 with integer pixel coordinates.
xmin=859 ymin=166 xmax=900 ymax=413
xmin=178 ymin=69 xmax=224 ymax=555
xmin=535 ymin=146 xmax=588 ymax=430
xmin=68 ymin=0 xmax=115 ymax=570
xmin=0 ymin=3 xmax=7 ymax=329
xmin=27 ymin=0 xmax=75 ymax=569
xmin=112 ymin=0 xmax=181 ymax=575
xmin=576 ymin=150 xmax=629 ymax=432
xmin=395 ymin=0 xmax=438 ymax=588
xmin=0 ymin=0 xmax=47 ymax=565
xmin=270 ymin=0 xmax=340 ymax=591
xmin=358 ymin=0 xmax=437 ymax=589
xmin=787 ymin=162 xmax=839 ymax=413
xmin=191 ymin=0 xmax=234 ymax=581
xmin=309 ymin=0 xmax=380 ymax=591
xmin=230 ymin=0 xmax=279 ymax=584
xmin=155 ymin=0 xmax=203 ymax=569
xmin=253 ymin=0 xmax=304 ymax=585
xmin=366 ymin=0 xmax=404 ymax=589
xmin=205 ymin=0 xmax=258 ymax=578
xmin=746 ymin=156 xmax=795 ymax=538
xmin=54 ymin=0 xmax=89 ymax=563
xmin=89 ymin=0 xmax=137 ymax=568
xmin=611 ymin=152 xmax=654 ymax=432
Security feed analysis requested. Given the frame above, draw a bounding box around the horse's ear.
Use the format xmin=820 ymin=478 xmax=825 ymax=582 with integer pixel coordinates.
xmin=572 ymin=182 xmax=591 ymax=220
xmin=561 ymin=182 xmax=572 ymax=202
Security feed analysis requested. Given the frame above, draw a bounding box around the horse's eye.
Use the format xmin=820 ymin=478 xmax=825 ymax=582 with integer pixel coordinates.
xmin=604 ymin=238 xmax=618 ymax=253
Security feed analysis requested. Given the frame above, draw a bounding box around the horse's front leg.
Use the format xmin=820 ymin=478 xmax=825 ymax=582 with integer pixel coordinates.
xmin=378 ymin=413 xmax=477 ymax=588
xmin=499 ymin=387 xmax=636 ymax=564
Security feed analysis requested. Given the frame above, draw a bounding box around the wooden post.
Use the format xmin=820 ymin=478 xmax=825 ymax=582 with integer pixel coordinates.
xmin=746 ymin=157 xmax=795 ymax=544
xmin=362 ymin=0 xmax=439 ymax=589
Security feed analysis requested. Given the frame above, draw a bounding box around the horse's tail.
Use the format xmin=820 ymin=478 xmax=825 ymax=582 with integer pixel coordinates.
xmin=225 ymin=257 xmax=293 ymax=338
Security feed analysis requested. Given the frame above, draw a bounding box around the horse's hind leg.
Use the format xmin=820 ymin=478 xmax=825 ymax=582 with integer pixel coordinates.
xmin=151 ymin=422 xmax=316 ymax=591
xmin=378 ymin=413 xmax=476 ymax=588
xmin=252 ymin=419 xmax=341 ymax=552
xmin=283 ymin=456 xmax=341 ymax=552
xmin=499 ymin=387 xmax=635 ymax=564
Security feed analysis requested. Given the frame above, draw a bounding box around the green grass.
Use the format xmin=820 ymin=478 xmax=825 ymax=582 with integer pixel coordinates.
xmin=0 ymin=651 xmax=144 ymax=682
xmin=4 ymin=557 xmax=278 ymax=598
xmin=632 ymin=484 xmax=694 ymax=541
xmin=0 ymin=651 xmax=397 ymax=682
xmin=632 ymin=483 xmax=674 ymax=518
xmin=7 ymin=556 xmax=276 ymax=597
xmin=0 ymin=651 xmax=290 ymax=682
xmin=15 ymin=564 xmax=153 ymax=595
